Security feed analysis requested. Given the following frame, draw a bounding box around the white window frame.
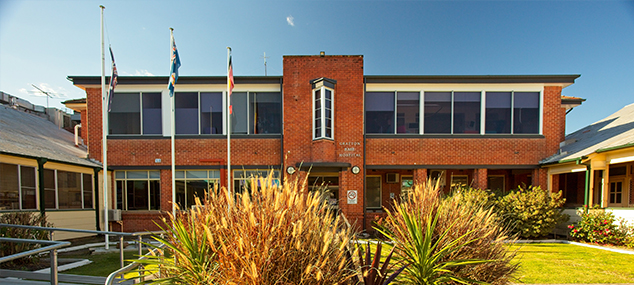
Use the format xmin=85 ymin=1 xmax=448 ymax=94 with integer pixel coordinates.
xmin=312 ymin=86 xmax=334 ymax=140
xmin=450 ymin=174 xmax=469 ymax=189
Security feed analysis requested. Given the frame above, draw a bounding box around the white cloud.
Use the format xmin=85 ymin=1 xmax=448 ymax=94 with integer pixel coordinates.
xmin=122 ymin=70 xmax=154 ymax=76
xmin=286 ymin=15 xmax=295 ymax=27
xmin=24 ymin=83 xmax=67 ymax=98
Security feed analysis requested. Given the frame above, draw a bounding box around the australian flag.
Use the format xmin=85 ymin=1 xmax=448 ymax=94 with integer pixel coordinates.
xmin=168 ymin=32 xmax=181 ymax=97
xmin=107 ymin=46 xmax=118 ymax=112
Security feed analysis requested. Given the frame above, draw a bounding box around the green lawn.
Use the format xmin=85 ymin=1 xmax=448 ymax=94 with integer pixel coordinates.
xmin=59 ymin=242 xmax=634 ymax=283
xmin=511 ymin=243 xmax=634 ymax=283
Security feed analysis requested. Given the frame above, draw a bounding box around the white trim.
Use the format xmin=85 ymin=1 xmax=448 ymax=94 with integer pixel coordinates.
xmin=539 ymin=88 xmax=544 ymax=135
xmin=419 ymin=91 xmax=424 ymax=135
xmin=312 ymin=86 xmax=335 ymax=140
xmin=480 ymin=91 xmax=486 ymax=135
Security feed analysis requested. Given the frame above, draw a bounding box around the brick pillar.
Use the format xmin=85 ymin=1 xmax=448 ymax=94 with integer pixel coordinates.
xmin=413 ymin=168 xmax=428 ymax=186
xmin=532 ymin=168 xmax=548 ymax=190
xmin=473 ymin=169 xmax=488 ymax=190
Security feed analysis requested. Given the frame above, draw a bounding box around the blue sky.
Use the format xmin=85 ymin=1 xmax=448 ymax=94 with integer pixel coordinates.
xmin=1 ymin=0 xmax=633 ymax=134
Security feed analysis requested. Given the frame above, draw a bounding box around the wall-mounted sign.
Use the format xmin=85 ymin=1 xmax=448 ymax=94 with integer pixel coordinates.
xmin=339 ymin=142 xmax=362 ymax=158
xmin=347 ymin=190 xmax=358 ymax=204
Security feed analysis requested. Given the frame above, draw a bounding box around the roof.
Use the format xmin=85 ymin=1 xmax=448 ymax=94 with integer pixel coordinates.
xmin=62 ymin=98 xmax=86 ymax=104
xmin=541 ymin=102 xmax=634 ymax=164
xmin=67 ymin=74 xmax=580 ymax=88
xmin=0 ymin=104 xmax=101 ymax=168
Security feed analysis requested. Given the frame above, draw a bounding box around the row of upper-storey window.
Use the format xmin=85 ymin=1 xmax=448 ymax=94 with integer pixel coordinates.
xmin=108 ymin=91 xmax=282 ymax=135
xmin=108 ymin=90 xmax=540 ymax=136
xmin=366 ymin=91 xmax=541 ymax=135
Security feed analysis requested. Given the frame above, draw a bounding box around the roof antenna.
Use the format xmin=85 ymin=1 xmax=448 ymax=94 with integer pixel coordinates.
xmin=261 ymin=52 xmax=269 ymax=76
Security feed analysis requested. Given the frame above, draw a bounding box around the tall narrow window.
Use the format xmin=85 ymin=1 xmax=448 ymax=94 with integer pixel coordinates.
xmin=20 ymin=166 xmax=36 ymax=209
xmin=424 ymin=92 xmax=451 ymax=134
xmin=249 ymin=92 xmax=282 ymax=134
xmin=366 ymin=176 xmax=382 ymax=209
xmin=513 ymin=92 xmax=540 ymax=134
xmin=397 ymin=92 xmax=419 ymax=134
xmin=175 ymin=92 xmax=199 ymax=134
xmin=485 ymin=92 xmax=512 ymax=134
xmin=44 ymin=169 xmax=56 ymax=209
xmin=453 ymin=92 xmax=481 ymax=134
xmin=200 ymin=92 xmax=223 ymax=134
xmin=313 ymin=87 xmax=335 ymax=139
xmin=0 ymin=163 xmax=19 ymax=210
xmin=365 ymin=92 xmax=394 ymax=134
xmin=142 ymin=92 xmax=162 ymax=135
xmin=82 ymin=173 xmax=93 ymax=209
xmin=231 ymin=92 xmax=248 ymax=134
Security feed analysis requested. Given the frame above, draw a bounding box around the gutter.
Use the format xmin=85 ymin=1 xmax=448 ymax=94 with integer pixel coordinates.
xmin=596 ymin=142 xmax=634 ymax=153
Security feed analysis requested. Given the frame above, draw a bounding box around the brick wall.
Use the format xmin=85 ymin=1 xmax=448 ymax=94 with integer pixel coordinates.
xmin=282 ymin=55 xmax=365 ymax=222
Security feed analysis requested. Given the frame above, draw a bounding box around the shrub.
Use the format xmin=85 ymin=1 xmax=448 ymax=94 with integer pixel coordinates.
xmin=138 ymin=175 xmax=358 ymax=284
xmin=0 ymin=212 xmax=52 ymax=268
xmin=377 ymin=181 xmax=518 ymax=285
xmin=569 ymin=206 xmax=634 ymax=247
xmin=496 ymin=186 xmax=568 ymax=239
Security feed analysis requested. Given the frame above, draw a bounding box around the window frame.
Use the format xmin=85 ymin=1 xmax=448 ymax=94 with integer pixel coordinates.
xmin=487 ymin=175 xmax=505 ymax=192
xmin=313 ymin=86 xmax=335 ymax=140
xmin=365 ymin=175 xmax=382 ymax=210
xmin=233 ymin=169 xmax=281 ymax=195
xmin=114 ymin=170 xmax=161 ymax=211
xmin=0 ymin=163 xmax=37 ymax=211
xmin=175 ymin=170 xmax=220 ymax=209
xmin=39 ymin=168 xmax=93 ymax=210
xmin=109 ymin=91 xmax=163 ymax=136
xmin=364 ymin=89 xmax=543 ymax=136
xmin=450 ymin=174 xmax=469 ymax=190
xmin=175 ymin=91 xmax=226 ymax=135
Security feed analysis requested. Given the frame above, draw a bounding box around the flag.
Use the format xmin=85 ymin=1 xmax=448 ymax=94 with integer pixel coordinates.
xmin=107 ymin=46 xmax=118 ymax=112
xmin=228 ymin=52 xmax=234 ymax=114
xmin=168 ymin=31 xmax=181 ymax=97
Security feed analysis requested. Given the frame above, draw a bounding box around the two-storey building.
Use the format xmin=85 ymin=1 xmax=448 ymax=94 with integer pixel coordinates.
xmin=67 ymin=54 xmax=580 ymax=232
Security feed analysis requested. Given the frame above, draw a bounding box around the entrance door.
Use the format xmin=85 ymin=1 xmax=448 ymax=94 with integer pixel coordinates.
xmin=307 ymin=174 xmax=339 ymax=208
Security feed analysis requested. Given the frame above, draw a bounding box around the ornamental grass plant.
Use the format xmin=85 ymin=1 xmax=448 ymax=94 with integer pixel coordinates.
xmin=138 ymin=174 xmax=358 ymax=285
xmin=377 ymin=181 xmax=518 ymax=285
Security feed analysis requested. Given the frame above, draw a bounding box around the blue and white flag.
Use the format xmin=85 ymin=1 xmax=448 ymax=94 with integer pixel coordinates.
xmin=168 ymin=31 xmax=181 ymax=97
xmin=107 ymin=46 xmax=118 ymax=112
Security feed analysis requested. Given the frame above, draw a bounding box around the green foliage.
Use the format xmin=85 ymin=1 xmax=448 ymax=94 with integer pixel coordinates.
xmin=0 ymin=212 xmax=52 ymax=268
xmin=496 ymin=186 xmax=568 ymax=239
xmin=377 ymin=182 xmax=518 ymax=285
xmin=569 ymin=206 xmax=634 ymax=247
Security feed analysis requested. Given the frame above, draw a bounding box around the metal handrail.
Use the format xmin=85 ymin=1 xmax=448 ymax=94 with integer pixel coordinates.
xmin=105 ymin=244 xmax=164 ymax=285
xmin=0 ymin=237 xmax=70 ymax=285
xmin=0 ymin=223 xmax=165 ymax=284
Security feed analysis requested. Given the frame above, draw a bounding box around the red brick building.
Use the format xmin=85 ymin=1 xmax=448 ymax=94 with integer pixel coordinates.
xmin=67 ymin=54 xmax=580 ymax=232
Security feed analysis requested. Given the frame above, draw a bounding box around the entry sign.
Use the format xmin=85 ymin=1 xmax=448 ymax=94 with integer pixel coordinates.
xmin=347 ymin=190 xmax=358 ymax=204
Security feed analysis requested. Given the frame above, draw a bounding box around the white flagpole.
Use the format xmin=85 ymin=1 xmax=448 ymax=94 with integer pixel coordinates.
xmin=170 ymin=28 xmax=176 ymax=217
xmin=100 ymin=5 xmax=109 ymax=250
xmin=226 ymin=47 xmax=232 ymax=203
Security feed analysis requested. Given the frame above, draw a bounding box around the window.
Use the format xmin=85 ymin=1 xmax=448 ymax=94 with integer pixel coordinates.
xmin=115 ymin=171 xmax=160 ymax=211
xmin=609 ymin=181 xmax=623 ymax=204
xmin=513 ymin=92 xmax=540 ymax=134
xmin=109 ymin=92 xmax=162 ymax=135
xmin=451 ymin=175 xmax=468 ymax=190
xmin=175 ymin=92 xmax=224 ymax=135
xmin=233 ymin=170 xmax=280 ymax=195
xmin=487 ymin=175 xmax=505 ymax=192
xmin=424 ymin=92 xmax=451 ymax=134
xmin=231 ymin=92 xmax=282 ymax=135
xmin=0 ymin=163 xmax=36 ymax=210
xmin=313 ymin=87 xmax=334 ymax=139
xmin=307 ymin=175 xmax=339 ymax=208
xmin=397 ymin=93 xmax=419 ymax=133
xmin=485 ymin=92 xmax=511 ymax=134
xmin=453 ymin=92 xmax=481 ymax=134
xmin=401 ymin=176 xmax=413 ymax=197
xmin=366 ymin=92 xmax=394 ymax=134
xmin=41 ymin=169 xmax=93 ymax=210
xmin=366 ymin=176 xmax=382 ymax=209
xmin=175 ymin=170 xmax=220 ymax=209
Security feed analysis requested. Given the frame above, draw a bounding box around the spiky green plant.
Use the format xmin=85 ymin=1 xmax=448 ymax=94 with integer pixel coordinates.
xmin=355 ymin=241 xmax=407 ymax=285
xmin=377 ymin=181 xmax=518 ymax=285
